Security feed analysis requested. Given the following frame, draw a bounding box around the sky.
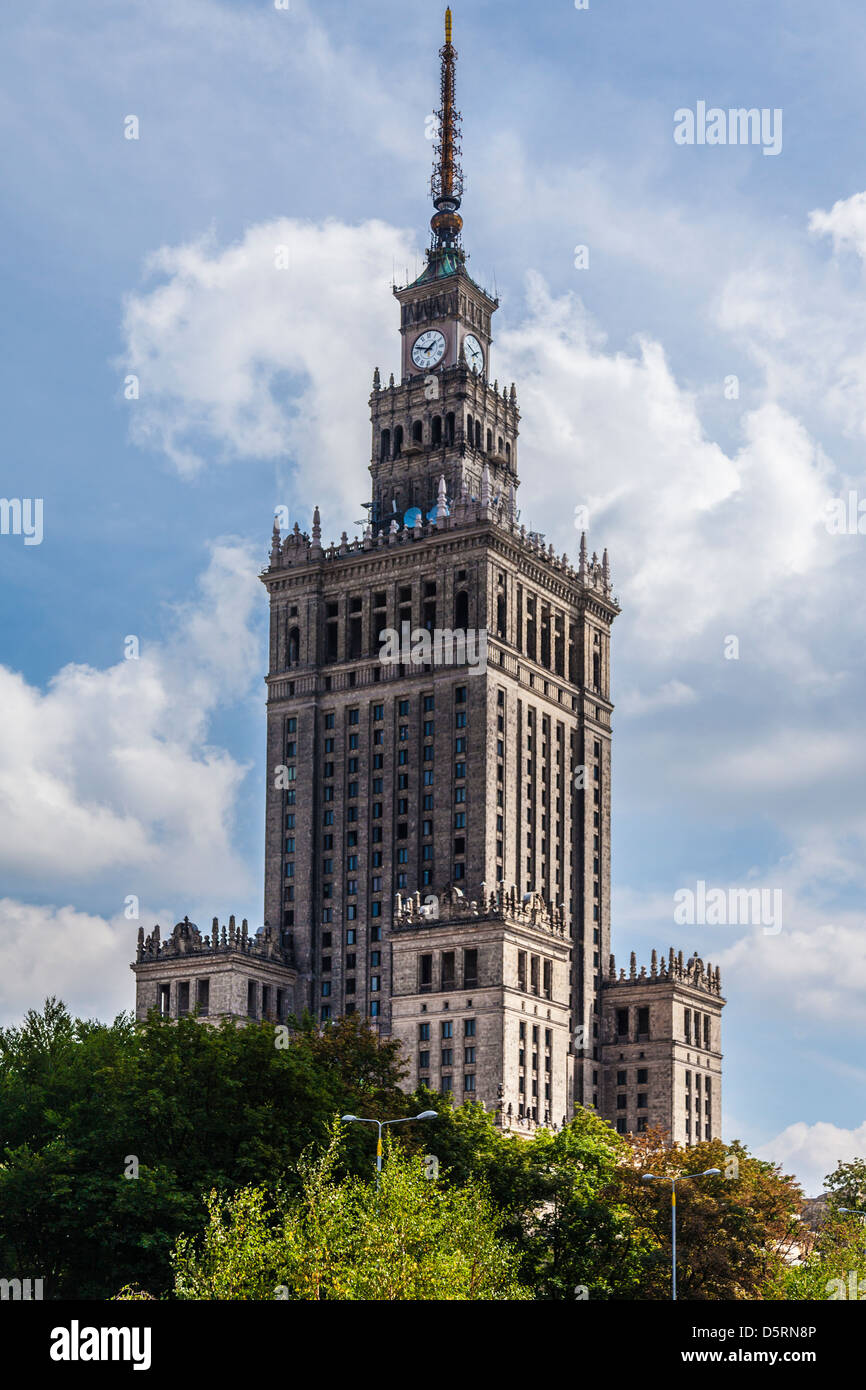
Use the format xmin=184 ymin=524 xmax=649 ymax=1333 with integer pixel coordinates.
xmin=1 ymin=0 xmax=865 ymax=1196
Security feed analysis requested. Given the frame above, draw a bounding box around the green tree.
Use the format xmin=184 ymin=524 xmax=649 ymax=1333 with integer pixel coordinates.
xmin=0 ymin=1000 xmax=414 ymax=1298
xmin=611 ymin=1130 xmax=802 ymax=1299
xmin=171 ymin=1126 xmax=529 ymax=1301
xmin=779 ymin=1158 xmax=866 ymax=1300
xmin=401 ymin=1094 xmax=651 ymax=1298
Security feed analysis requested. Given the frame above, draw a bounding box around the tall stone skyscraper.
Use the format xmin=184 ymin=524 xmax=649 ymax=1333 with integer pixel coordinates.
xmin=133 ymin=10 xmax=725 ymax=1146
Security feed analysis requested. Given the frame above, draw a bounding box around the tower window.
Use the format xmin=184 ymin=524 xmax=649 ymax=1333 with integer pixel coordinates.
xmin=454 ymin=590 xmax=469 ymax=630
xmin=441 ymin=953 xmax=455 ymax=991
xmin=432 ymin=415 xmax=442 ymax=447
xmin=380 ymin=429 xmax=390 ymax=460
xmin=464 ymin=948 xmax=478 ymax=989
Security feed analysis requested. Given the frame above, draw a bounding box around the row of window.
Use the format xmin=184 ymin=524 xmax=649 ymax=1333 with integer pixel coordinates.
xmin=321 ymin=1001 xmax=381 ymax=1021
xmin=378 ymin=419 xmax=511 ymax=461
xmin=419 ymin=1019 xmax=475 ymax=1040
xmin=685 ymin=1008 xmax=712 ymax=1048
xmin=516 ymin=951 xmax=553 ymax=999
xmin=419 ymin=949 xmax=478 ymax=993
xmin=615 ymin=1006 xmax=651 ymax=1040
xmin=616 ymin=1117 xmax=649 ymax=1134
xmin=616 ymin=1093 xmax=648 ymax=1110
xmin=617 ymin=1067 xmax=649 ymax=1085
xmin=420 ymin=1073 xmax=476 ymax=1095
xmin=419 ymin=1047 xmax=476 ymax=1068
xmin=154 ymin=978 xmax=292 ymax=1023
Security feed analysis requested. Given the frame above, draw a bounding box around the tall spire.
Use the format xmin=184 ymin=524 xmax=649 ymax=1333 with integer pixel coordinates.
xmin=430 ymin=8 xmax=464 ymax=255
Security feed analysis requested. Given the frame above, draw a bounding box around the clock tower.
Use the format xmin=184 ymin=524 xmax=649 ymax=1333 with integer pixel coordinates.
xmin=369 ymin=9 xmax=518 ymax=533
xmin=134 ymin=7 xmax=725 ymax=1153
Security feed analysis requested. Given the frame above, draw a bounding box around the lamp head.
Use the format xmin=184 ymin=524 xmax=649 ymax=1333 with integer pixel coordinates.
xmin=703 ymin=1168 xmax=722 ymax=1176
xmin=416 ymin=1110 xmax=438 ymax=1120
xmin=341 ymin=1114 xmax=358 ymax=1123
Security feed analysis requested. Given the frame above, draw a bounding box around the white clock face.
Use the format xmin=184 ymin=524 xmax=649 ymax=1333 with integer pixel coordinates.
xmin=464 ymin=334 xmax=484 ymax=373
xmin=412 ymin=330 xmax=446 ymax=369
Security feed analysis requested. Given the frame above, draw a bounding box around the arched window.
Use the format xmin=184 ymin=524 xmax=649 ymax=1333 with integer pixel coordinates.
xmin=287 ymin=626 xmax=300 ymax=666
xmin=486 ymin=428 xmax=493 ymax=452
xmin=593 ymin=652 xmax=601 ymax=690
xmin=393 ymin=425 xmax=404 ymax=458
xmin=498 ymin=436 xmax=504 ymax=454
xmin=454 ymin=589 xmax=469 ymax=630
xmin=412 ymin=419 xmax=423 ymax=444
xmin=380 ymin=429 xmax=390 ymax=461
xmin=466 ymin=413 xmax=473 ymax=443
xmin=446 ymin=412 xmax=455 ymax=445
xmin=474 ymin=421 xmax=481 ymax=448
xmin=432 ymin=415 xmax=442 ymax=447
xmin=505 ymin=441 xmax=511 ymax=463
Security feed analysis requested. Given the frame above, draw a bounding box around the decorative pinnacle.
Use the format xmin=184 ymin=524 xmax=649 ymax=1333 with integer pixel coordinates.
xmin=430 ymin=8 xmax=464 ymax=251
xmin=435 ymin=474 xmax=449 ymax=523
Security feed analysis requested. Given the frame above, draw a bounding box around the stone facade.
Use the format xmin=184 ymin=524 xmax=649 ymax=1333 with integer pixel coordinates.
xmin=389 ymin=885 xmax=573 ymax=1133
xmin=130 ymin=10 xmax=726 ymax=1145
xmin=132 ymin=916 xmax=296 ymax=1026
xmin=600 ymin=949 xmax=724 ymax=1146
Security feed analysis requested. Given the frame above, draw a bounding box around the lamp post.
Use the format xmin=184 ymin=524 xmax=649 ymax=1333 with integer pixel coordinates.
xmin=341 ymin=1111 xmax=438 ymax=1189
xmin=642 ymin=1168 xmax=721 ymax=1300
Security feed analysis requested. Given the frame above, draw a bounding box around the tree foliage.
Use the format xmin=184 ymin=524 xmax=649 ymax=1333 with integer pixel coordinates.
xmin=0 ymin=997 xmax=839 ymax=1302
xmin=0 ymin=1000 xmax=410 ymax=1298
xmin=171 ymin=1125 xmax=528 ymax=1301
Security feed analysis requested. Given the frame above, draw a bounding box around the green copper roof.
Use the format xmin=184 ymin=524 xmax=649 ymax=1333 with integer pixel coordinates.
xmin=408 ymin=248 xmax=464 ymax=286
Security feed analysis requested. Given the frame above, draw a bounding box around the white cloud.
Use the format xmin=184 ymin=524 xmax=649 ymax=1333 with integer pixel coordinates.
xmin=497 ymin=275 xmax=837 ymax=647
xmin=0 ymin=542 xmax=260 ymax=899
xmin=0 ymin=900 xmax=137 ymax=1024
xmin=809 ymin=190 xmax=866 ymax=261
xmin=121 ymin=218 xmax=417 ymax=520
xmin=617 ymin=679 xmax=697 ymax=717
xmin=758 ymin=1120 xmax=866 ymax=1198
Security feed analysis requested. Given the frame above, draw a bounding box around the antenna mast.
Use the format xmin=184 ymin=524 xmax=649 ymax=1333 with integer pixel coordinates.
xmin=430 ymin=8 xmax=464 ymax=252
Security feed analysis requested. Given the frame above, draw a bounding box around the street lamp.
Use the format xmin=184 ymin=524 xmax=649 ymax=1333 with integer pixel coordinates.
xmin=341 ymin=1110 xmax=438 ymax=1189
xmin=839 ymin=1207 xmax=866 ymax=1222
xmin=642 ymin=1168 xmax=721 ymax=1300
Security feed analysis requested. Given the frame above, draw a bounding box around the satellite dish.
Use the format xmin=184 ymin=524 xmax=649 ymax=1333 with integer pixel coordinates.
xmin=404 ymin=506 xmax=423 ymax=529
